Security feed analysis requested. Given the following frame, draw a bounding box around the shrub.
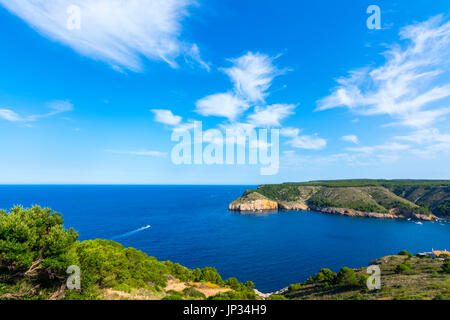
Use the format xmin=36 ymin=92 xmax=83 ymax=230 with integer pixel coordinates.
xmin=199 ymin=267 xmax=224 ymax=285
xmin=225 ymin=277 xmax=241 ymax=290
xmin=209 ymin=290 xmax=258 ymax=300
xmin=395 ymin=263 xmax=412 ymax=274
xmin=162 ymin=294 xmax=184 ymax=300
xmin=398 ymin=250 xmax=413 ymax=257
xmin=76 ymin=239 xmax=171 ymax=290
xmin=306 ymin=268 xmax=337 ymax=285
xmin=288 ymin=283 xmax=302 ymax=292
xmin=336 ymin=267 xmax=360 ymax=287
xmin=442 ymin=261 xmax=450 ymax=274
xmin=0 ymin=206 xmax=78 ymax=273
xmin=267 ymin=294 xmax=288 ymax=300
xmin=434 ymin=294 xmax=450 ymax=300
xmin=183 ymin=287 xmax=206 ymax=299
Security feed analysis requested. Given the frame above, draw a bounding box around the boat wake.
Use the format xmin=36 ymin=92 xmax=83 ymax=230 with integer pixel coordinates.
xmin=111 ymin=225 xmax=151 ymax=240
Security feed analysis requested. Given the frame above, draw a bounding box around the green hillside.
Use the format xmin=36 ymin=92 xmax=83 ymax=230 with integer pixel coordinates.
xmin=283 ymin=251 xmax=450 ymax=300
xmin=0 ymin=206 xmax=257 ymax=300
xmin=1 ymin=206 xmax=449 ymax=301
xmin=231 ymin=180 xmax=450 ymax=218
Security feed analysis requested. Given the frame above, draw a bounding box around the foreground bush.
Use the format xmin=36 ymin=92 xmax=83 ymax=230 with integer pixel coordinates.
xmin=0 ymin=206 xmax=78 ymax=272
xmin=0 ymin=206 xmax=253 ymax=300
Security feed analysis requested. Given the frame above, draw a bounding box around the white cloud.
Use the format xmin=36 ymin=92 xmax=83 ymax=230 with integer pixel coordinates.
xmin=0 ymin=109 xmax=23 ymax=122
xmin=395 ymin=128 xmax=450 ymax=159
xmin=185 ymin=43 xmax=210 ymax=71
xmin=281 ymin=127 xmax=327 ymax=150
xmin=287 ymin=135 xmax=327 ymax=150
xmin=341 ymin=135 xmax=359 ymax=144
xmin=195 ymin=93 xmax=249 ymax=120
xmin=190 ymin=52 xmax=326 ymax=152
xmin=247 ymin=104 xmax=295 ymax=127
xmin=222 ymin=52 xmax=283 ymax=102
xmin=152 ymin=109 xmax=182 ymax=126
xmin=105 ymin=149 xmax=166 ymax=157
xmin=0 ymin=0 xmax=195 ymax=71
xmin=395 ymin=128 xmax=450 ymax=144
xmin=347 ymin=142 xmax=410 ymax=154
xmin=317 ymin=15 xmax=450 ymax=127
xmin=280 ymin=127 xmax=301 ymax=138
xmin=173 ymin=120 xmax=196 ymax=133
xmin=411 ymin=143 xmax=450 ymax=159
xmin=194 ymin=52 xmax=286 ymax=121
xmin=0 ymin=100 xmax=73 ymax=123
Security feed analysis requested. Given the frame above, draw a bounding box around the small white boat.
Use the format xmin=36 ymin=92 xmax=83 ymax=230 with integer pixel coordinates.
xmin=415 ymin=221 xmax=423 ymax=225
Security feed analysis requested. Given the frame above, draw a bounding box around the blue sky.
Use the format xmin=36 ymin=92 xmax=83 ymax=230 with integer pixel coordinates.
xmin=0 ymin=0 xmax=449 ymax=184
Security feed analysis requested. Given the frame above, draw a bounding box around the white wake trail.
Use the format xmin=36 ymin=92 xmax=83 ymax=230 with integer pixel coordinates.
xmin=111 ymin=225 xmax=151 ymax=240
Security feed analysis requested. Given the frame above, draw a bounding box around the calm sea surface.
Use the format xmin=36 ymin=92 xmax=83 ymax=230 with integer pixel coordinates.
xmin=0 ymin=185 xmax=449 ymax=292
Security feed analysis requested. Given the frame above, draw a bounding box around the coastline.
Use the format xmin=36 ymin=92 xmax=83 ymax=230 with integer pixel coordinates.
xmin=229 ymin=203 xmax=438 ymax=221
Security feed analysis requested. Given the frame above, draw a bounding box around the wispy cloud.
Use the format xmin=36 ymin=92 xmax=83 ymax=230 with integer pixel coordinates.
xmin=347 ymin=142 xmax=411 ymax=154
xmin=222 ymin=52 xmax=284 ymax=103
xmin=0 ymin=100 xmax=73 ymax=123
xmin=105 ymin=149 xmax=167 ymax=157
xmin=195 ymin=93 xmax=249 ymax=120
xmin=317 ymin=15 xmax=450 ymax=128
xmin=184 ymin=43 xmax=211 ymax=71
xmin=395 ymin=128 xmax=450 ymax=159
xmin=0 ymin=0 xmax=197 ymax=72
xmin=173 ymin=51 xmax=326 ymax=150
xmin=247 ymin=104 xmax=295 ymax=127
xmin=0 ymin=109 xmax=23 ymax=122
xmin=195 ymin=52 xmax=285 ymax=121
xmin=395 ymin=128 xmax=450 ymax=144
xmin=280 ymin=127 xmax=327 ymax=150
xmin=151 ymin=109 xmax=182 ymax=126
xmin=341 ymin=135 xmax=359 ymax=144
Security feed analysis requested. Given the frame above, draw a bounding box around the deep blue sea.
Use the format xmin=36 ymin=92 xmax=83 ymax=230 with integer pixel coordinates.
xmin=0 ymin=185 xmax=449 ymax=292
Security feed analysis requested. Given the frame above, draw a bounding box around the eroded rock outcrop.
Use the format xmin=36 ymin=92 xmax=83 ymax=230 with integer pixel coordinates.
xmin=229 ymin=199 xmax=278 ymax=211
xmin=309 ymin=205 xmax=396 ymax=219
xmin=278 ymin=202 xmax=308 ymax=211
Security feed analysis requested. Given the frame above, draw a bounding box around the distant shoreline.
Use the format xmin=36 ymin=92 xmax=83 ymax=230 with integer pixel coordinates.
xmin=229 ymin=180 xmax=449 ymax=220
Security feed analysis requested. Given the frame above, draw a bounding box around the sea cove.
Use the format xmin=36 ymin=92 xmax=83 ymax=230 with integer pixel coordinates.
xmin=0 ymin=185 xmax=449 ymax=293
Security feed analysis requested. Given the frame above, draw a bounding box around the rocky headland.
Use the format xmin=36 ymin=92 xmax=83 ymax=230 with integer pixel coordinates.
xmin=229 ymin=180 xmax=449 ymax=221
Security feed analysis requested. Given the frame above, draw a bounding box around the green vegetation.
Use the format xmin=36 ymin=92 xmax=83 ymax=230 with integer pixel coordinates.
xmin=183 ymin=287 xmax=206 ymax=299
xmin=398 ymin=250 xmax=414 ymax=257
xmin=306 ymin=268 xmax=337 ymax=286
xmin=208 ymin=288 xmax=258 ymax=300
xmin=395 ymin=262 xmax=413 ymax=274
xmin=0 ymin=206 xmax=256 ymax=300
xmin=2 ymin=205 xmax=449 ymax=301
xmin=229 ymin=190 xmax=271 ymax=205
xmin=267 ymin=294 xmax=288 ymax=300
xmin=232 ymin=180 xmax=450 ymax=218
xmin=443 ymin=261 xmax=450 ymax=274
xmin=303 ymin=267 xmax=366 ymax=290
xmin=283 ymin=253 xmax=450 ymax=300
xmin=282 ymin=179 xmax=450 ymax=188
xmin=336 ymin=267 xmax=366 ymax=288
xmin=288 ymin=283 xmax=302 ymax=292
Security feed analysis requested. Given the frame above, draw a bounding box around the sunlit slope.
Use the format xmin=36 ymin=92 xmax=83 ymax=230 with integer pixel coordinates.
xmin=231 ymin=180 xmax=450 ymax=218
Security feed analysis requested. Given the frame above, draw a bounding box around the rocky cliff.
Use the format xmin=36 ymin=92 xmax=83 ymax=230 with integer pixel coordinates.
xmin=229 ymin=180 xmax=447 ymax=220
